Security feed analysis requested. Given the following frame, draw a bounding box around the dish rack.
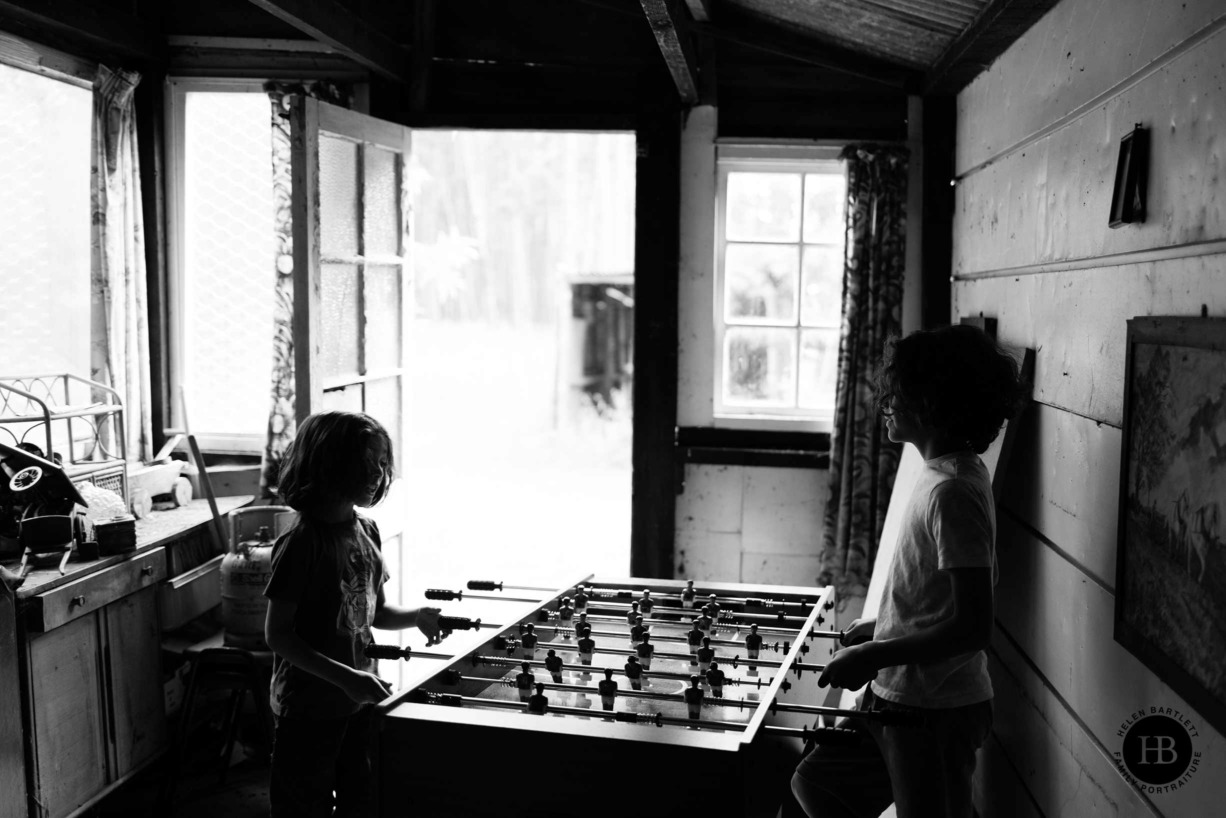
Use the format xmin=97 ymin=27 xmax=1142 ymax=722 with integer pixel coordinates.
xmin=0 ymin=373 xmax=129 ymax=508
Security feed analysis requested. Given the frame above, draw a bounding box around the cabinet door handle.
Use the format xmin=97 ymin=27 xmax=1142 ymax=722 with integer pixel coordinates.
xmin=70 ymin=595 xmax=86 ymax=608
xmin=141 ymin=565 xmax=154 ymax=576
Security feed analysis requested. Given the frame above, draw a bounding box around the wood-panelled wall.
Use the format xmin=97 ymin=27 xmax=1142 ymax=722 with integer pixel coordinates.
xmin=954 ymin=0 xmax=1226 ymax=814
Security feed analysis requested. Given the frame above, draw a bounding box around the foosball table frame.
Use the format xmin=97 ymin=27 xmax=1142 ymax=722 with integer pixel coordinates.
xmin=372 ymin=576 xmax=849 ymax=818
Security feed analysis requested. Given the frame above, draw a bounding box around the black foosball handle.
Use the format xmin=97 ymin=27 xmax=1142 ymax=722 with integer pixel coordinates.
xmin=467 ymin=580 xmax=503 ymax=591
xmin=438 ymin=615 xmax=482 ymax=631
xmin=426 ymin=588 xmax=463 ymax=601
xmin=366 ymin=643 xmax=411 ymax=661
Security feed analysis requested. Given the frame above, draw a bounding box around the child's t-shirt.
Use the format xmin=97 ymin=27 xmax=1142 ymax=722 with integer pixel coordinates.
xmin=870 ymin=450 xmax=997 ymax=709
xmin=264 ymin=513 xmax=389 ymax=719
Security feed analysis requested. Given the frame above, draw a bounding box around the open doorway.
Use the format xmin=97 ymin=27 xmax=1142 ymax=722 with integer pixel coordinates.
xmin=400 ymin=130 xmax=636 ymax=595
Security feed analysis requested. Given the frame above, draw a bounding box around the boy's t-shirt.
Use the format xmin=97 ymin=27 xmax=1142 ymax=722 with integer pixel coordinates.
xmin=871 ymin=450 xmax=997 ymax=709
xmin=264 ymin=513 xmax=389 ymax=719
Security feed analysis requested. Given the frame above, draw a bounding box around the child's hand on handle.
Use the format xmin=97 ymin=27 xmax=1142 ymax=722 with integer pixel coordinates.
xmin=341 ymin=668 xmax=393 ymax=704
xmin=416 ymin=606 xmax=452 ymax=646
xmin=818 ymin=643 xmax=880 ymax=691
xmin=839 ymin=617 xmax=876 ymax=647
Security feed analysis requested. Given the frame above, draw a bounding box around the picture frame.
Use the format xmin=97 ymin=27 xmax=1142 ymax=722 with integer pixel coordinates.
xmin=1108 ymin=124 xmax=1148 ymax=228
xmin=1114 ymin=316 xmax=1226 ymax=735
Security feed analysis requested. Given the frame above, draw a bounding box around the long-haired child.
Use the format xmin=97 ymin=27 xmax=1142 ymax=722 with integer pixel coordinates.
xmin=792 ymin=324 xmax=1024 ymax=818
xmin=264 ymin=410 xmax=445 ymax=817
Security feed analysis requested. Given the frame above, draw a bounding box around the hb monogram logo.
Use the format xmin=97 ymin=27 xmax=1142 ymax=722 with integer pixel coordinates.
xmin=1115 ymin=711 xmax=1201 ymax=793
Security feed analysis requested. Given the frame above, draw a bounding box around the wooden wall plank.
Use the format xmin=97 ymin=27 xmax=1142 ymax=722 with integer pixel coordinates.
xmin=995 ymin=515 xmax=1226 ymax=815
xmin=957 ymin=0 xmax=1226 ymax=173
xmin=984 ymin=634 xmax=1156 ymax=817
xmin=0 ymin=583 xmax=25 ymax=818
xmin=952 ymin=253 xmax=1226 ymax=425
xmin=998 ymin=401 xmax=1121 ymax=588
xmin=954 ymin=32 xmax=1226 ymax=276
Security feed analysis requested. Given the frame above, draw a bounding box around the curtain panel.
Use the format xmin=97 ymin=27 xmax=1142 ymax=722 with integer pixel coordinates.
xmin=817 ymin=144 xmax=909 ymax=603
xmin=90 ymin=65 xmax=152 ymax=464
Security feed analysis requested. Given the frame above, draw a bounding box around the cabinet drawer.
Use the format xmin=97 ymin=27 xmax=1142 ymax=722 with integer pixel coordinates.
xmin=27 ymin=548 xmax=167 ymax=632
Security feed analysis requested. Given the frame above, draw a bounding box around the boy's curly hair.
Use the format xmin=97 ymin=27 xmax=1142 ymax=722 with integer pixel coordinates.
xmin=277 ymin=411 xmax=394 ymax=511
xmin=874 ymin=324 xmax=1027 ymax=454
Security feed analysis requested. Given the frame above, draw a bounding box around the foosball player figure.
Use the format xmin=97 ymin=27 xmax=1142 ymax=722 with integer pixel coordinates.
xmin=598 ymin=667 xmax=618 ymax=711
xmin=574 ymin=584 xmax=589 ymax=613
xmin=630 ymin=615 xmax=648 ymax=646
xmin=639 ymin=589 xmax=655 ymax=616
xmin=705 ymin=593 xmax=722 ymax=619
xmin=635 ymin=632 xmax=655 ymax=670
xmin=558 ymin=597 xmax=575 ymax=629
xmin=681 ymin=579 xmax=696 ymax=609
xmin=545 ymin=649 xmax=564 ymax=683
xmin=577 ymin=629 xmax=596 ymax=666
xmin=624 ymin=655 xmax=643 ymax=690
xmin=521 ymin=622 xmax=539 ymax=659
xmin=516 ymin=661 xmax=535 ymax=702
xmin=527 ymin=682 xmax=548 ymax=715
xmin=745 ymin=623 xmax=763 ymax=666
xmin=684 ymin=675 xmax=705 ymax=719
xmin=696 ymin=610 xmax=714 ymax=635
xmin=705 ymin=661 xmax=726 ymax=699
xmin=697 ymin=636 xmax=715 ymax=675
xmin=686 ymin=618 xmax=705 ymax=659
xmin=625 ymin=601 xmax=641 ymax=627
xmin=575 ymin=612 xmax=590 ymax=638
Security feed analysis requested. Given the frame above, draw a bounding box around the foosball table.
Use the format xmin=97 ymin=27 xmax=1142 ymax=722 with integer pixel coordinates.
xmin=371 ymin=576 xmax=895 ymax=818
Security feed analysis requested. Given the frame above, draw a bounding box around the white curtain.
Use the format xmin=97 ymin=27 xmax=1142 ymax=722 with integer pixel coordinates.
xmin=90 ymin=65 xmax=152 ymax=463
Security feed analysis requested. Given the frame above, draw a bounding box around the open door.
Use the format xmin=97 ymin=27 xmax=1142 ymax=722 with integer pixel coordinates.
xmin=288 ymin=97 xmax=412 ymax=635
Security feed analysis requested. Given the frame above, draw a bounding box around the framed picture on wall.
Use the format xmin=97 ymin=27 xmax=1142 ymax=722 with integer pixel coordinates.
xmin=1115 ymin=316 xmax=1226 ymax=735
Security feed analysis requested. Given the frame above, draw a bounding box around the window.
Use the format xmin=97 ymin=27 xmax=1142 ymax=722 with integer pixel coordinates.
xmin=715 ymin=146 xmax=846 ymax=431
xmin=0 ymin=60 xmax=92 ymax=376
xmin=166 ymin=81 xmax=275 ymax=451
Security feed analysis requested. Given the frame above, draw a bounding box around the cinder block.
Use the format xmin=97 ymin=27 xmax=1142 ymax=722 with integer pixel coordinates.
xmin=676 ymin=464 xmax=744 ymax=534
xmin=739 ymin=553 xmax=823 ymax=588
xmin=742 ymin=468 xmax=826 ymax=555
xmin=674 ymin=528 xmax=741 ymax=582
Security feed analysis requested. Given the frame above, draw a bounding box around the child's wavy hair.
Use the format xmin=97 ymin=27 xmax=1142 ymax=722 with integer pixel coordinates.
xmin=277 ymin=411 xmax=394 ymax=511
xmin=874 ymin=324 xmax=1026 ymax=454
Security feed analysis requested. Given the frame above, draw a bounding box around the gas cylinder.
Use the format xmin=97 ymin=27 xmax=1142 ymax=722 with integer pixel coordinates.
xmin=221 ymin=525 xmax=274 ymax=649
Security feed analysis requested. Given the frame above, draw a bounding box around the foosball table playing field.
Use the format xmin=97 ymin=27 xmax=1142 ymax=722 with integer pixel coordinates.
xmin=370 ymin=576 xmax=906 ymax=818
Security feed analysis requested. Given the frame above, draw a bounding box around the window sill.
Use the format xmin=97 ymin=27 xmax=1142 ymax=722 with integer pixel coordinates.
xmin=675 ymin=426 xmax=830 ymax=470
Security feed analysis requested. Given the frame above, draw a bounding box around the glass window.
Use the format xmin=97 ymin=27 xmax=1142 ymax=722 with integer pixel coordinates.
xmin=170 ymin=84 xmax=275 ymax=450
xmin=716 ymin=156 xmax=846 ymax=426
xmin=0 ymin=63 xmax=92 ymax=376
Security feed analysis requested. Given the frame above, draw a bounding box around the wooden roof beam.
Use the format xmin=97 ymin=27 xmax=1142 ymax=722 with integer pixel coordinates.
xmin=639 ymin=0 xmax=699 ymax=106
xmin=246 ymin=0 xmax=410 ymax=83
xmin=0 ymin=0 xmax=163 ymax=63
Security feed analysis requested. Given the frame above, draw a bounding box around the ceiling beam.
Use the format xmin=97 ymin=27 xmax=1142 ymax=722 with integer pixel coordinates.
xmin=0 ymin=0 xmax=163 ymax=63
xmin=683 ymin=0 xmax=712 ymax=22
xmin=409 ymin=0 xmax=436 ymax=115
xmin=639 ymin=0 xmax=699 ymax=106
xmin=926 ymin=0 xmax=1062 ymax=94
xmin=246 ymin=0 xmax=410 ymax=83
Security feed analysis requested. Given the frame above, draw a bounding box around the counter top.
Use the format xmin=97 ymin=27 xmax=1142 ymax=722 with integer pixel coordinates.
xmin=6 ymin=496 xmax=252 ymax=599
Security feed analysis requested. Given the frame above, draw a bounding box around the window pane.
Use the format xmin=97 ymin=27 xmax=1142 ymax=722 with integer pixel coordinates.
xmin=799 ymin=328 xmax=839 ymax=414
xmin=0 ymin=65 xmax=91 ymax=375
xmin=321 ymin=383 xmax=362 ymax=413
xmin=800 ymin=245 xmax=843 ymax=327
xmin=182 ymin=91 xmax=275 ymax=437
xmin=724 ymin=327 xmax=797 ymax=407
xmin=321 ymin=263 xmax=361 ymax=378
xmin=726 ymin=172 xmax=800 ymax=243
xmin=803 ymin=172 xmax=846 ymax=244
xmin=724 ymin=244 xmax=798 ymax=324
xmin=364 ymin=146 xmax=400 ymax=256
xmin=364 ymin=376 xmax=402 ymax=464
xmin=319 ymin=134 xmax=359 ymax=256
xmin=364 ymin=264 xmax=402 ymax=372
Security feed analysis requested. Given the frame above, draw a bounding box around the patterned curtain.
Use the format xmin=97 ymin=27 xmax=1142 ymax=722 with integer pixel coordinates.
xmin=90 ymin=65 xmax=152 ymax=463
xmin=260 ymin=82 xmax=353 ymax=497
xmin=817 ymin=144 xmax=909 ymax=602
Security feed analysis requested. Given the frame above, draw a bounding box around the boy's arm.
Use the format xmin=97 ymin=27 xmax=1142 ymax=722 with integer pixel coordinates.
xmin=818 ymin=567 xmax=992 ymax=689
xmin=265 ymin=597 xmax=391 ymax=703
xmin=372 ymin=586 xmax=447 ymax=644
